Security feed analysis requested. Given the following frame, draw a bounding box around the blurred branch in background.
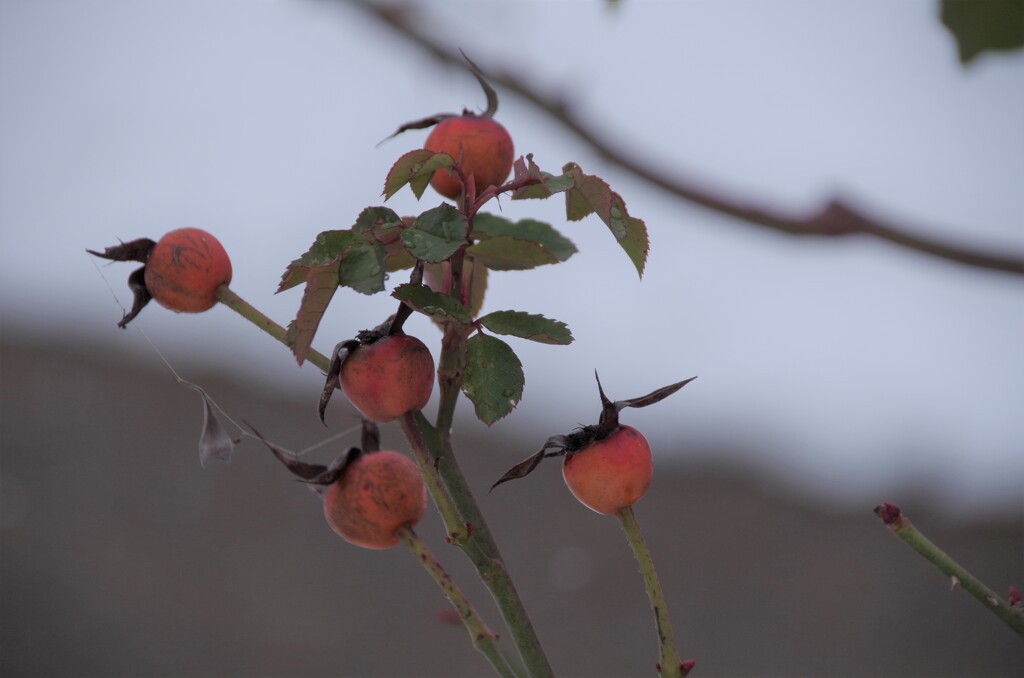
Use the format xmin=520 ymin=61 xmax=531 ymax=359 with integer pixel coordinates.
xmin=348 ymin=1 xmax=1024 ymax=278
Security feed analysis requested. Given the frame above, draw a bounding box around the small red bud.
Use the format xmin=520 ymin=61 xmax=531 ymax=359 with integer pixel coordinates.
xmin=1009 ymin=585 xmax=1021 ymax=608
xmin=681 ymin=659 xmax=696 ymax=675
xmin=874 ymin=502 xmax=902 ymax=525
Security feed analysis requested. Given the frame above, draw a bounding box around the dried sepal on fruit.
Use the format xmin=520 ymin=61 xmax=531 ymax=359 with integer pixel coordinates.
xmin=319 ymin=301 xmax=435 ymax=424
xmin=492 ymin=374 xmax=696 ymax=514
xmin=253 ymin=420 xmax=426 ymax=550
xmin=87 ymin=228 xmax=231 ymax=327
xmin=381 ymin=51 xmax=514 ymax=202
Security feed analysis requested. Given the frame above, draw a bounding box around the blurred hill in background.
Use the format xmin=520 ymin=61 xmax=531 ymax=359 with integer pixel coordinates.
xmin=2 ymin=331 xmax=1020 ymax=677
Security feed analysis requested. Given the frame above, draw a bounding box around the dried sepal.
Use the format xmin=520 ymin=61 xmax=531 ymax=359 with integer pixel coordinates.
xmin=86 ymin=237 xmax=156 ymax=263
xmin=378 ymin=51 xmax=498 ymax=144
xmin=613 ymin=376 xmax=698 ymax=412
xmin=597 ymin=373 xmax=697 ymax=434
xmin=319 ymin=340 xmax=359 ymax=424
xmin=492 ymin=374 xmax=696 ymax=491
xmin=459 ymin=49 xmax=498 ymax=118
xmin=247 ymin=423 xmax=360 ymax=494
xmin=118 ymin=266 xmax=153 ymax=328
xmin=87 ymin=238 xmax=159 ymax=328
xmin=317 ymin=299 xmax=418 ymax=425
xmin=378 ymin=113 xmax=455 ymax=145
xmin=490 ymin=435 xmax=571 ymax=490
xmin=195 ymin=386 xmax=237 ymax=466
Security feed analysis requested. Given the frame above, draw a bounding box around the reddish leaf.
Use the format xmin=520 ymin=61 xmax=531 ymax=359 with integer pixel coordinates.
xmin=291 ymin=264 xmax=340 ymax=366
xmin=562 ymin=163 xmax=649 ymax=278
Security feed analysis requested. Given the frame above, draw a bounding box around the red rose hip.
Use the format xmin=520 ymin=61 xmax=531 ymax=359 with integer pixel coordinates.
xmin=323 ymin=450 xmax=427 ymax=550
xmin=144 ymin=227 xmax=232 ymax=313
xmin=424 ymin=115 xmax=514 ymax=199
xmin=340 ymin=333 xmax=435 ymax=422
xmin=562 ymin=425 xmax=653 ymax=515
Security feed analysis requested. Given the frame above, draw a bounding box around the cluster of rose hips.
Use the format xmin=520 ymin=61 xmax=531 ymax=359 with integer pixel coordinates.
xmin=89 ymin=59 xmax=695 ymax=677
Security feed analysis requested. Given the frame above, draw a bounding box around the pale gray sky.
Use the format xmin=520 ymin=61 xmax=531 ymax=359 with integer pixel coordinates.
xmin=1 ymin=0 xmax=1021 ymax=512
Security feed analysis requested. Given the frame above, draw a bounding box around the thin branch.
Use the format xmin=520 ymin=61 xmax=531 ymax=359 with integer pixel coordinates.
xmin=215 ymin=286 xmax=331 ymax=372
xmin=398 ymin=527 xmax=521 ymax=678
xmin=352 ymin=1 xmax=1024 ymax=277
xmin=616 ymin=506 xmax=688 ymax=678
xmin=875 ymin=502 xmax=1024 ymax=639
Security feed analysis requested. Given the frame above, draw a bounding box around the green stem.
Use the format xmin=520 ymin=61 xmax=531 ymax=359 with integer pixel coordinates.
xmin=403 ymin=411 xmax=554 ymax=678
xmin=415 ymin=213 xmax=553 ymax=676
xmin=214 ymin=286 xmax=330 ymax=373
xmin=399 ymin=413 xmax=469 ymax=545
xmin=398 ymin=527 xmax=520 ymax=678
xmin=434 ymin=253 xmax=468 ymax=436
xmin=882 ymin=512 xmax=1024 ymax=638
xmin=616 ymin=506 xmax=684 ymax=678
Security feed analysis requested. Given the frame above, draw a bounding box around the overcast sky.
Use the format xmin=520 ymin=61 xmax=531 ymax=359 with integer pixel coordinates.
xmin=1 ymin=0 xmax=1021 ymax=513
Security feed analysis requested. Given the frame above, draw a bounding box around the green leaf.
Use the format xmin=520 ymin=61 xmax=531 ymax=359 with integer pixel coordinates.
xmin=291 ymin=263 xmax=340 ymax=366
xmin=383 ymin=149 xmax=454 ymax=200
xmin=473 ymin=213 xmax=577 ymax=262
xmin=478 ymin=311 xmax=573 ymax=345
xmin=462 ymin=334 xmax=524 ymax=425
xmin=609 ymin=196 xmax=648 ymax=279
xmin=338 ymin=242 xmax=386 ymax=295
xmin=564 ymin=164 xmax=612 ymax=222
xmin=392 ymin=283 xmax=472 ymax=324
xmin=467 ymin=238 xmax=560 ymax=270
xmin=382 ymin=215 xmax=416 ymax=272
xmin=510 ymin=154 xmax=574 ymax=200
xmin=278 ymin=219 xmax=391 ymax=361
xmin=278 ymin=230 xmax=361 ymax=293
xmin=401 ymin=204 xmax=468 ymax=263
xmin=353 ymin=206 xmax=403 ymax=234
xmin=423 ymin=259 xmax=488 ymax=328
xmin=941 ymin=0 xmax=1024 ymax=64
xmin=562 ymin=163 xmax=649 ymax=278
xmin=383 ymin=241 xmax=416 ymax=273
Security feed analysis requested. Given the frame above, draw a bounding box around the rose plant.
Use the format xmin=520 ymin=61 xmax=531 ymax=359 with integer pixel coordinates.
xmin=90 ymin=55 xmax=700 ymax=678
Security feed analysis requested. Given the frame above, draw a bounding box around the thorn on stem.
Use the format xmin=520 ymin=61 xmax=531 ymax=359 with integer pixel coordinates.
xmin=1009 ymin=585 xmax=1022 ymax=608
xmin=950 ymin=576 xmax=960 ymax=591
xmin=681 ymin=659 xmax=697 ymax=676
